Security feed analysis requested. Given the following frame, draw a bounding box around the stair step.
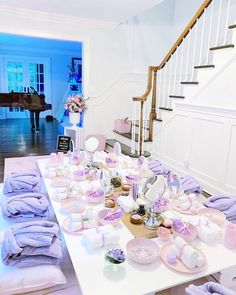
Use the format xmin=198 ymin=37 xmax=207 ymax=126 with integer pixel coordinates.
xmin=194 ymin=65 xmax=215 ymax=69
xmin=113 ymin=130 xmax=152 ymax=142
xmin=159 ymin=107 xmax=173 ymax=111
xmin=106 ymin=139 xmax=151 ymax=158
xmin=154 ymin=118 xmax=163 ymax=122
xmin=229 ymin=24 xmax=236 ymax=29
xmin=181 ymin=81 xmax=199 ymax=85
xmin=210 ymin=44 xmax=234 ymax=51
xmin=169 ymin=95 xmax=185 ymax=99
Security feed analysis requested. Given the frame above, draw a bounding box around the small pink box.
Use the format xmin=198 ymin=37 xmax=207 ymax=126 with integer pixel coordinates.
xmin=114 ymin=118 xmax=131 ymax=133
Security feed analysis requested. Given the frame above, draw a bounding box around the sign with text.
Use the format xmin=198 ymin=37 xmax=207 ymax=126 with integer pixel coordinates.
xmin=56 ymin=135 xmax=71 ymax=152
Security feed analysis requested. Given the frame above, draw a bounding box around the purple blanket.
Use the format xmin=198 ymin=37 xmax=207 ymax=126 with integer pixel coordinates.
xmin=3 ymin=171 xmax=41 ymax=196
xmin=148 ymin=160 xmax=171 ymax=176
xmin=1 ymin=221 xmax=62 ymax=267
xmin=204 ymin=195 xmax=236 ymax=223
xmin=185 ymin=282 xmax=236 ymax=295
xmin=180 ymin=175 xmax=202 ymax=194
xmin=1 ymin=192 xmax=49 ymax=222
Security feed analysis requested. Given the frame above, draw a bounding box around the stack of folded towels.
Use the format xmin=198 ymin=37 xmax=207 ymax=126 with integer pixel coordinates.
xmin=117 ymin=195 xmax=138 ymax=213
xmin=3 ymin=171 xmax=40 ymax=196
xmin=1 ymin=193 xmax=49 ymax=222
xmin=189 ymin=216 xmax=222 ymax=243
xmin=172 ymin=237 xmax=206 ymax=269
xmin=68 ymin=209 xmax=97 ymax=232
xmin=1 ymin=221 xmax=62 ymax=267
xmin=204 ymin=195 xmax=236 ymax=223
xmin=180 ymin=175 xmax=202 ymax=194
xmin=185 ymin=281 xmax=235 ymax=295
xmin=148 ymin=160 xmax=171 ymax=176
xmin=82 ymin=224 xmax=119 ymax=250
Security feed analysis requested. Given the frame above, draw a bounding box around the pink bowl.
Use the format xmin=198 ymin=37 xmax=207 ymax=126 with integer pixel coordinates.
xmin=172 ymin=223 xmax=197 ymax=242
xmin=73 ymin=169 xmax=89 ymax=181
xmin=105 ymin=157 xmax=117 ymax=168
xmin=98 ymin=208 xmax=122 ymax=226
xmin=157 ymin=227 xmax=172 ymax=241
xmin=86 ymin=189 xmax=105 ymax=204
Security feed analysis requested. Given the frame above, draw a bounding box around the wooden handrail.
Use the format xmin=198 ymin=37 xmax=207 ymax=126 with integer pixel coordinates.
xmin=158 ymin=0 xmax=213 ymax=69
xmin=133 ymin=66 xmax=158 ymax=101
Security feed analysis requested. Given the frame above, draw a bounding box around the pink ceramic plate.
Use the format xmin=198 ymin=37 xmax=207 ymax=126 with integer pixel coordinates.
xmin=62 ymin=217 xmax=83 ymax=235
xmin=51 ymin=176 xmax=71 ymax=187
xmin=61 ymin=217 xmax=84 ymax=235
xmin=126 ymin=237 xmax=160 ymax=264
xmin=60 ymin=198 xmax=86 ymax=214
xmin=160 ymin=243 xmax=207 ymax=274
xmin=51 ymin=192 xmax=68 ymax=202
xmin=198 ymin=208 xmax=226 ymax=225
xmin=173 ymin=202 xmax=203 ymax=215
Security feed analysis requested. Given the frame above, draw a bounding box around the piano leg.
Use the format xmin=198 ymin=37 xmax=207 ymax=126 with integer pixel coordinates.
xmin=30 ymin=111 xmax=35 ymax=130
xmin=35 ymin=111 xmax=40 ymax=133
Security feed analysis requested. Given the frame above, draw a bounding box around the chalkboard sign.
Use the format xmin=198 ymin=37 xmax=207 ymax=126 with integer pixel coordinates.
xmin=56 ymin=135 xmax=72 ymax=152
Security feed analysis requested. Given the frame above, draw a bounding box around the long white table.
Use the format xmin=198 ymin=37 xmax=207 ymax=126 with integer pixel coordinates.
xmin=37 ymin=158 xmax=236 ymax=295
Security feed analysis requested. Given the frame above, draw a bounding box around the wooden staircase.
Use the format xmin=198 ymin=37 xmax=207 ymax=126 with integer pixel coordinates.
xmin=106 ymin=0 xmax=236 ymax=157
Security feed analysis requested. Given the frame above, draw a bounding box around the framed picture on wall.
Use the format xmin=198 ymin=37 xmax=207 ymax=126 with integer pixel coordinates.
xmin=72 ymin=57 xmax=82 ymax=82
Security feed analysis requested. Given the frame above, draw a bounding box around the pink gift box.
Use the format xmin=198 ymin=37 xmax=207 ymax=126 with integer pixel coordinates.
xmin=114 ymin=118 xmax=131 ymax=133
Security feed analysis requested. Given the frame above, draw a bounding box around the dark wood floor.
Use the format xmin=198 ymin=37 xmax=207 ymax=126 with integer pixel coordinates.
xmin=0 ymin=118 xmax=59 ymax=182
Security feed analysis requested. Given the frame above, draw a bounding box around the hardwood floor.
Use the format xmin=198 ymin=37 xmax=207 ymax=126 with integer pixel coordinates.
xmin=0 ymin=118 xmax=59 ymax=182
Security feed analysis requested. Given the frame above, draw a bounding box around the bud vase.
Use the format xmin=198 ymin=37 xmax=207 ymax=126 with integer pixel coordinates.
xmin=69 ymin=112 xmax=80 ymax=127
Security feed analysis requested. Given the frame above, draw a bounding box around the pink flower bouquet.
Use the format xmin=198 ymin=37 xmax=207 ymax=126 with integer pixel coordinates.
xmin=64 ymin=94 xmax=87 ymax=113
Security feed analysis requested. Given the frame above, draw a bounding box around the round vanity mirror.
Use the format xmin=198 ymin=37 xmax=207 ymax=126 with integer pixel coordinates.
xmin=85 ymin=136 xmax=99 ymax=153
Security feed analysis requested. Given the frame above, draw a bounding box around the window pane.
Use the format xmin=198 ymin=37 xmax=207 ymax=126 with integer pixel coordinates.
xmin=40 ymin=64 xmax=44 ymax=73
xmin=40 ymin=74 xmax=44 ymax=83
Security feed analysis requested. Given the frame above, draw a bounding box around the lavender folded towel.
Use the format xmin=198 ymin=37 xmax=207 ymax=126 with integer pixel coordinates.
xmin=1 ymin=193 xmax=49 ymax=222
xmin=3 ymin=171 xmax=41 ymax=196
xmin=148 ymin=160 xmax=171 ymax=176
xmin=1 ymin=221 xmax=62 ymax=267
xmin=185 ymin=282 xmax=236 ymax=295
xmin=204 ymin=195 xmax=236 ymax=223
xmin=180 ymin=175 xmax=202 ymax=194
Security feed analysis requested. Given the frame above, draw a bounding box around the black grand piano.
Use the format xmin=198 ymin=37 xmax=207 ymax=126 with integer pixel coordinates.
xmin=0 ymin=90 xmax=52 ymax=132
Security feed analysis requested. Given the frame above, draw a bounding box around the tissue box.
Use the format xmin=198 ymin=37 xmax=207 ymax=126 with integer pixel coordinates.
xmin=114 ymin=118 xmax=131 ymax=133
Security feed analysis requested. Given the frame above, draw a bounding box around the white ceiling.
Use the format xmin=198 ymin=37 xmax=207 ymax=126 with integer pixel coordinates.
xmin=0 ymin=0 xmax=166 ymax=23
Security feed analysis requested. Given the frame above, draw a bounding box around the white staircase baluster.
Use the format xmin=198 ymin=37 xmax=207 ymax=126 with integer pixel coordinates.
xmin=191 ymin=19 xmax=198 ymax=81
xmin=224 ymin=0 xmax=231 ymax=44
xmin=207 ymin=1 xmax=214 ymax=64
xmin=137 ymin=102 xmax=141 ymax=155
xmin=215 ymin=0 xmax=223 ymax=46
xmin=185 ymin=31 xmax=191 ymax=81
xmin=131 ymin=102 xmax=136 ymax=155
xmin=199 ymin=8 xmax=206 ymax=65
xmin=173 ymin=46 xmax=179 ymax=94
xmin=162 ymin=65 xmax=167 ymax=108
xmin=179 ymin=39 xmax=185 ymax=94
xmin=157 ymin=70 xmax=162 ymax=118
xmin=167 ymin=55 xmax=173 ymax=108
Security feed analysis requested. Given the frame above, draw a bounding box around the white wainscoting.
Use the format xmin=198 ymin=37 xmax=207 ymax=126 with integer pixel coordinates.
xmin=151 ymin=104 xmax=236 ymax=195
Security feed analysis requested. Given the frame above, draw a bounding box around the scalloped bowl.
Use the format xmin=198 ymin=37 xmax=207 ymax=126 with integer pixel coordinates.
xmin=126 ymin=237 xmax=160 ymax=264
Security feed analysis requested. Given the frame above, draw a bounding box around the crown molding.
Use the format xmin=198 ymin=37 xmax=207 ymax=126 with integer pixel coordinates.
xmin=0 ymin=5 xmax=119 ymax=29
xmin=0 ymin=44 xmax=81 ymax=56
